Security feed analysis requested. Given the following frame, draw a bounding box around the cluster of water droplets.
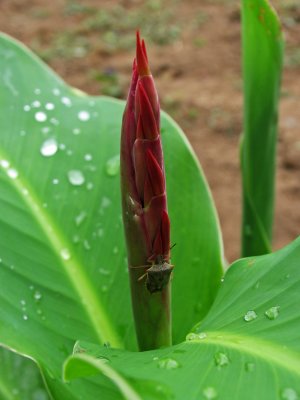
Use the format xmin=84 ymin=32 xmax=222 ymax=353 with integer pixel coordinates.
xmin=244 ymin=306 xmax=280 ymax=322
xmin=0 ymin=158 xmax=19 ymax=180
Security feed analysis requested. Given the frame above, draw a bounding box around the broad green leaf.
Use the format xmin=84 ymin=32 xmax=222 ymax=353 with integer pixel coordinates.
xmin=241 ymin=0 xmax=283 ymax=256
xmin=0 ymin=34 xmax=223 ymax=398
xmin=64 ymin=238 xmax=300 ymax=400
xmin=0 ymin=348 xmax=49 ymax=400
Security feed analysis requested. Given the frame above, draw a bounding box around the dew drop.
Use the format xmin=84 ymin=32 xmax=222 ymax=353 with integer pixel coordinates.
xmin=245 ymin=362 xmax=255 ymax=372
xmin=72 ymin=234 xmax=80 ymax=244
xmin=84 ymin=153 xmax=93 ymax=161
xmin=265 ymin=306 xmax=280 ymax=320
xmin=157 ymin=358 xmax=179 ymax=370
xmin=24 ymin=105 xmax=30 ymax=112
xmin=40 ymin=138 xmax=58 ymax=157
xmin=105 ymin=154 xmax=120 ymax=176
xmin=50 ymin=117 xmax=59 ymax=125
xmin=97 ymin=228 xmax=104 ymax=237
xmin=100 ymin=196 xmax=111 ymax=208
xmin=45 ymin=103 xmax=55 ymax=110
xmin=186 ymin=333 xmax=197 ymax=341
xmin=83 ymin=240 xmax=91 ymax=250
xmin=186 ymin=332 xmax=207 ymax=341
xmin=32 ymin=100 xmax=41 ymax=108
xmin=52 ymin=178 xmax=59 ymax=185
xmin=41 ymin=126 xmax=50 ymax=134
xmin=34 ymin=88 xmax=41 ymax=95
xmin=34 ymin=290 xmax=42 ymax=302
xmin=254 ymin=281 xmax=260 ymax=289
xmin=53 ymin=88 xmax=60 ymax=96
xmin=86 ymin=182 xmax=94 ymax=190
xmin=68 ymin=170 xmax=85 ymax=186
xmin=60 ymin=248 xmax=71 ymax=260
xmin=0 ymin=160 xmax=10 ymax=169
xmin=99 ymin=267 xmax=110 ymax=276
xmin=7 ymin=168 xmax=18 ymax=179
xmin=35 ymin=111 xmax=47 ymax=122
xmin=113 ymin=246 xmax=119 ymax=254
xmin=75 ymin=211 xmax=87 ymax=226
xmin=244 ymin=310 xmax=257 ymax=322
xmin=23 ymin=314 xmax=28 ymax=321
xmin=281 ymin=388 xmax=298 ymax=400
xmin=73 ymin=128 xmax=81 ymax=135
xmin=101 ymin=285 xmax=108 ymax=293
xmin=214 ymin=352 xmax=229 ymax=368
xmin=61 ymin=96 xmax=72 ymax=107
xmin=78 ymin=111 xmax=90 ymax=121
xmin=203 ymin=386 xmax=218 ymax=399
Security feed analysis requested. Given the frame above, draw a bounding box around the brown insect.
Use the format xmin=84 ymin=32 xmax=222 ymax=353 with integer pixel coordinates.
xmin=137 ymin=253 xmax=174 ymax=294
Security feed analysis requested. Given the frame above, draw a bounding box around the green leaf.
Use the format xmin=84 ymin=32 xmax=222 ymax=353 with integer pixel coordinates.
xmin=64 ymin=238 xmax=300 ymax=400
xmin=0 ymin=348 xmax=49 ymax=400
xmin=0 ymin=34 xmax=223 ymax=398
xmin=241 ymin=0 xmax=284 ymax=256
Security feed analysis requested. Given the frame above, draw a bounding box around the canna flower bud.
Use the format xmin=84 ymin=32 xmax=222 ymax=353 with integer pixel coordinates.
xmin=121 ymin=32 xmax=172 ymax=294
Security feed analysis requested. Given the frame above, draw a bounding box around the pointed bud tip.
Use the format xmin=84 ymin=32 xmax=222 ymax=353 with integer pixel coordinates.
xmin=136 ymin=31 xmax=150 ymax=77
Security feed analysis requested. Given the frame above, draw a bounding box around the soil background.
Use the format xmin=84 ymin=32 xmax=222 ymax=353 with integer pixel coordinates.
xmin=1 ymin=0 xmax=300 ymax=262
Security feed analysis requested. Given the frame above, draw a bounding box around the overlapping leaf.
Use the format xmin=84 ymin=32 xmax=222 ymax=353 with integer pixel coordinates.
xmin=65 ymin=238 xmax=300 ymax=400
xmin=241 ymin=0 xmax=283 ymax=256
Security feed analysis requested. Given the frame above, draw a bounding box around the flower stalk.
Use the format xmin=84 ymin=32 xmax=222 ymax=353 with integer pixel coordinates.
xmin=120 ymin=32 xmax=172 ymax=351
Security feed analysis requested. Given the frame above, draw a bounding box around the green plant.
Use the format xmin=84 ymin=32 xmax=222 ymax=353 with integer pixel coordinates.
xmin=0 ymin=1 xmax=299 ymax=399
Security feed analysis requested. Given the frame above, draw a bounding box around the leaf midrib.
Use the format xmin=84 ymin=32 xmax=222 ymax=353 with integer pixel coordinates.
xmin=0 ymin=149 xmax=123 ymax=349
xmin=188 ymin=331 xmax=300 ymax=375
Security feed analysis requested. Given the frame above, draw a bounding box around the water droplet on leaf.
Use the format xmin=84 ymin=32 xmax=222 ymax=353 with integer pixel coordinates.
xmin=105 ymin=154 xmax=120 ymax=176
xmin=244 ymin=310 xmax=257 ymax=322
xmin=157 ymin=358 xmax=179 ymax=370
xmin=61 ymin=97 xmax=72 ymax=107
xmin=75 ymin=211 xmax=87 ymax=226
xmin=84 ymin=153 xmax=93 ymax=161
xmin=78 ymin=110 xmax=90 ymax=121
xmin=34 ymin=291 xmax=42 ymax=302
xmin=40 ymin=138 xmax=58 ymax=157
xmin=245 ymin=362 xmax=255 ymax=372
xmin=32 ymin=100 xmax=41 ymax=108
xmin=7 ymin=168 xmax=18 ymax=179
xmin=0 ymin=160 xmax=10 ymax=169
xmin=214 ymin=352 xmax=229 ymax=367
xmin=265 ymin=306 xmax=280 ymax=320
xmin=45 ymin=103 xmax=55 ymax=110
xmin=73 ymin=128 xmax=81 ymax=135
xmin=60 ymin=248 xmax=71 ymax=260
xmin=203 ymin=386 xmax=218 ymax=399
xmin=35 ymin=111 xmax=47 ymax=122
xmin=68 ymin=170 xmax=85 ymax=186
xmin=281 ymin=388 xmax=298 ymax=400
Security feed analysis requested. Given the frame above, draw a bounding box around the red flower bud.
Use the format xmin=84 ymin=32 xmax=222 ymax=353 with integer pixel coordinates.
xmin=121 ymin=31 xmax=171 ymax=269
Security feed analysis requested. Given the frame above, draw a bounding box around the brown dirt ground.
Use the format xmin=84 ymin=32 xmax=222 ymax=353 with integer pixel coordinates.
xmin=1 ymin=0 xmax=300 ymax=262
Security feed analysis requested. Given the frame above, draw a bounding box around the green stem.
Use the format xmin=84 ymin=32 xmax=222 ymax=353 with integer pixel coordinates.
xmin=129 ymin=267 xmax=171 ymax=351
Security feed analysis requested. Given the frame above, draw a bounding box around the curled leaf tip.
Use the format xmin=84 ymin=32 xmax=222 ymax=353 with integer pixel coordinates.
xmin=136 ymin=31 xmax=151 ymax=76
